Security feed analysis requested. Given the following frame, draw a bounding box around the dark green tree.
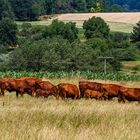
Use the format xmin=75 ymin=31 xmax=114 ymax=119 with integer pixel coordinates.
xmin=131 ymin=21 xmax=140 ymax=42
xmin=9 ymin=0 xmax=45 ymax=21
xmin=83 ymin=16 xmax=110 ymax=39
xmin=43 ymin=19 xmax=78 ymax=42
xmin=0 ymin=0 xmax=14 ymax=20
xmin=0 ymin=18 xmax=17 ymax=46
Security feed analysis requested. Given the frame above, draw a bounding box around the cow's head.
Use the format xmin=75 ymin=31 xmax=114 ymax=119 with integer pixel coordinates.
xmin=49 ymin=85 xmax=59 ymax=99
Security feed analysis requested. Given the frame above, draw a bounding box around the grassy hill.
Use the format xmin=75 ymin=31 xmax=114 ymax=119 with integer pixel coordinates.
xmin=17 ymin=12 xmax=140 ymax=33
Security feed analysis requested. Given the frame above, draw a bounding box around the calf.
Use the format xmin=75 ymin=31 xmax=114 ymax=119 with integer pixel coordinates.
xmin=35 ymin=81 xmax=54 ymax=97
xmin=79 ymin=81 xmax=102 ymax=98
xmin=84 ymin=89 xmax=104 ymax=100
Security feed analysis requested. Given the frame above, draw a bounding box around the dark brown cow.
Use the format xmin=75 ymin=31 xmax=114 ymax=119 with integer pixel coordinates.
xmin=50 ymin=83 xmax=79 ymax=99
xmin=101 ymin=84 xmax=122 ymax=100
xmin=84 ymin=89 xmax=104 ymax=100
xmin=119 ymin=87 xmax=140 ymax=103
xmin=35 ymin=81 xmax=54 ymax=98
xmin=79 ymin=81 xmax=102 ymax=98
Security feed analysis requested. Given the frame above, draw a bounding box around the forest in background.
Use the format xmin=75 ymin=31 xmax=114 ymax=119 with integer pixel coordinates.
xmin=1 ymin=0 xmax=140 ymax=21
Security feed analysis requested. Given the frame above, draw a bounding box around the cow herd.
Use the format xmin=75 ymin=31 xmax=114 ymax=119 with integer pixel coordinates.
xmin=0 ymin=77 xmax=140 ymax=103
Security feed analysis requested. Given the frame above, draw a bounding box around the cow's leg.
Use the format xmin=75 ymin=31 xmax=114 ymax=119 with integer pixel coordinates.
xmin=62 ymin=91 xmax=66 ymax=100
xmin=118 ymin=93 xmax=123 ymax=103
xmin=56 ymin=95 xmax=59 ymax=100
xmin=1 ymin=89 xmax=5 ymax=96
xmin=118 ymin=95 xmax=125 ymax=103
xmin=74 ymin=94 xmax=78 ymax=100
xmin=16 ymin=91 xmax=19 ymax=99
xmin=31 ymin=90 xmax=35 ymax=97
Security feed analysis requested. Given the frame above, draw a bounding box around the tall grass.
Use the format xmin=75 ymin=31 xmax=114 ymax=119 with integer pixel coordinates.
xmin=0 ymin=94 xmax=140 ymax=140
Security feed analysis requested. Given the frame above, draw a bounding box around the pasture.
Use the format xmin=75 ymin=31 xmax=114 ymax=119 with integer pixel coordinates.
xmin=16 ymin=12 xmax=140 ymax=33
xmin=0 ymin=78 xmax=140 ymax=140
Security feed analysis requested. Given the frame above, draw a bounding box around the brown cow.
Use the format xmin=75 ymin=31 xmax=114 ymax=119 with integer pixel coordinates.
xmin=19 ymin=77 xmax=42 ymax=97
xmin=79 ymin=81 xmax=102 ymax=98
xmin=50 ymin=83 xmax=79 ymax=100
xmin=119 ymin=87 xmax=140 ymax=103
xmin=35 ymin=81 xmax=54 ymax=98
xmin=84 ymin=89 xmax=104 ymax=100
xmin=0 ymin=77 xmax=42 ymax=98
xmin=1 ymin=78 xmax=19 ymax=97
xmin=101 ymin=84 xmax=122 ymax=100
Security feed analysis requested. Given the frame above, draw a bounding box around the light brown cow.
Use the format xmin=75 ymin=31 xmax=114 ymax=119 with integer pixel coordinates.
xmin=50 ymin=83 xmax=80 ymax=100
xmin=84 ymin=89 xmax=104 ymax=100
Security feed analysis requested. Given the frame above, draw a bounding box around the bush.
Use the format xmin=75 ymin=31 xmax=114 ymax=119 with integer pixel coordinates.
xmin=43 ymin=20 xmax=78 ymax=42
xmin=0 ymin=18 xmax=17 ymax=46
xmin=8 ymin=37 xmax=121 ymax=72
xmin=83 ymin=16 xmax=110 ymax=39
xmin=131 ymin=21 xmax=140 ymax=43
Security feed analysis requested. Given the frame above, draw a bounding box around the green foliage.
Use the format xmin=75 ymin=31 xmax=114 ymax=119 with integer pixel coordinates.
xmin=9 ymin=0 xmax=45 ymax=21
xmin=43 ymin=20 xmax=78 ymax=42
xmin=131 ymin=21 xmax=140 ymax=43
xmin=135 ymin=42 xmax=140 ymax=50
xmin=0 ymin=18 xmax=18 ymax=46
xmin=111 ymin=4 xmax=123 ymax=12
xmin=109 ymin=32 xmax=137 ymax=61
xmin=0 ymin=71 xmax=140 ymax=81
xmin=110 ymin=32 xmax=129 ymax=44
xmin=8 ymin=36 xmax=121 ymax=72
xmin=0 ymin=0 xmax=14 ymax=20
xmin=19 ymin=23 xmax=32 ymax=36
xmin=132 ymin=65 xmax=140 ymax=71
xmin=83 ymin=16 xmax=110 ymax=39
xmin=90 ymin=1 xmax=102 ymax=13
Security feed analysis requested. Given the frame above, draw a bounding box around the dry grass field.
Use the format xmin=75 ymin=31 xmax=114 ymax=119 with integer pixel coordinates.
xmin=17 ymin=12 xmax=140 ymax=33
xmin=54 ymin=12 xmax=140 ymax=33
xmin=0 ymin=78 xmax=140 ymax=140
xmin=55 ymin=13 xmax=140 ymax=24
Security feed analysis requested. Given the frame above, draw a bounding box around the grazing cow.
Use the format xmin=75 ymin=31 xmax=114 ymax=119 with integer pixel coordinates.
xmin=101 ymin=84 xmax=122 ymax=100
xmin=79 ymin=81 xmax=102 ymax=98
xmin=35 ymin=81 xmax=54 ymax=98
xmin=84 ymin=89 xmax=104 ymax=100
xmin=119 ymin=87 xmax=140 ymax=103
xmin=50 ymin=83 xmax=79 ymax=100
xmin=1 ymin=78 xmax=19 ymax=96
xmin=19 ymin=77 xmax=42 ymax=97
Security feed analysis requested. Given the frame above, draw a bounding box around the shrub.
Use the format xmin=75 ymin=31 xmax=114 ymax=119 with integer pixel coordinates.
xmin=83 ymin=16 xmax=110 ymax=39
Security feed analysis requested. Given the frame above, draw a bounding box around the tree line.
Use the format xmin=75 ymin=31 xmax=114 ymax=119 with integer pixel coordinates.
xmin=110 ymin=0 xmax=140 ymax=11
xmin=0 ymin=17 xmax=140 ymax=72
xmin=0 ymin=0 xmax=128 ymax=21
